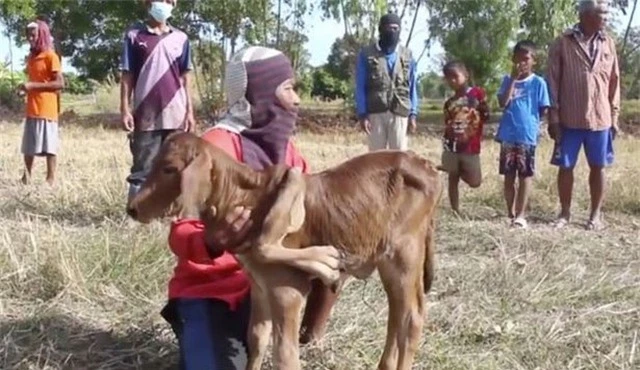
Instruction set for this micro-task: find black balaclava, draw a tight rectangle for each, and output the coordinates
[378,13,401,54]
[241,52,296,170]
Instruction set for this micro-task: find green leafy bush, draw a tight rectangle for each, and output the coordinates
[311,67,350,100]
[63,73,95,95]
[0,63,26,113]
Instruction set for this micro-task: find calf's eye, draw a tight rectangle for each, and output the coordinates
[163,166,178,174]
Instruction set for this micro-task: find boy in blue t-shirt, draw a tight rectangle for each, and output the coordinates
[496,40,551,228]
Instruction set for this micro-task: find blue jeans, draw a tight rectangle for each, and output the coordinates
[161,297,251,370]
[550,127,614,169]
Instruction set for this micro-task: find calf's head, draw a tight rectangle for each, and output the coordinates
[126,132,214,223]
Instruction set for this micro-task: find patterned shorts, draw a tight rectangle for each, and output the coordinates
[499,143,536,178]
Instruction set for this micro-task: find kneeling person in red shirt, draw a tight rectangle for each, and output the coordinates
[160,46,341,370]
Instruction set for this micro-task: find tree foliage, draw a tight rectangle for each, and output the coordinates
[0,61,26,111]
[311,66,350,100]
[0,0,145,80]
[424,0,520,99]
[619,26,640,98]
[1,0,638,108]
[519,0,575,50]
[0,1,306,96]
[419,72,447,100]
[424,0,637,102]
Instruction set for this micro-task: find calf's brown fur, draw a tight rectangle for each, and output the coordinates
[127,132,442,370]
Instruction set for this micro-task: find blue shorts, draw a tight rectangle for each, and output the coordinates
[161,297,251,370]
[550,128,614,169]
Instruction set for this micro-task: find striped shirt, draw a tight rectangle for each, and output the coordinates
[571,24,602,64]
[119,22,192,131]
[547,25,620,131]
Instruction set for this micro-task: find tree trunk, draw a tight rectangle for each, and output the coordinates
[52,28,64,116]
[7,31,14,87]
[230,36,237,55]
[405,0,421,46]
[399,0,411,19]
[219,36,227,93]
[416,39,431,64]
[192,39,205,113]
[621,0,638,58]
[340,0,351,36]
[276,0,282,47]
[263,0,269,44]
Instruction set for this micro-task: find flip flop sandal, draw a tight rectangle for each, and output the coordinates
[585,219,603,231]
[512,218,528,229]
[552,217,570,229]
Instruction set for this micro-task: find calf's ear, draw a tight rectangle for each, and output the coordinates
[178,150,211,219]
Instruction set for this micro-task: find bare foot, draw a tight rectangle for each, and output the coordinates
[586,215,603,231]
[451,208,462,219]
[46,177,55,186]
[21,173,30,185]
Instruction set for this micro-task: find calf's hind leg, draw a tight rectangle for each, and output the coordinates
[376,237,426,370]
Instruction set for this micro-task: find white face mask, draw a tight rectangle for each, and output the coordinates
[149,1,174,23]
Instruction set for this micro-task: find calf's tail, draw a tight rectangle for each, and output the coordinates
[423,216,436,293]
[423,172,443,294]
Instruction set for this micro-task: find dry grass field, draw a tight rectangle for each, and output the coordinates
[1,106,639,369]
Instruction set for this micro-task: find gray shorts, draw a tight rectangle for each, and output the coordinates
[21,118,59,156]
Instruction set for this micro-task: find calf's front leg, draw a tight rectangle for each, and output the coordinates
[245,284,272,370]
[264,266,311,370]
[252,168,343,287]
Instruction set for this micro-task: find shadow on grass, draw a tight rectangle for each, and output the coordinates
[0,313,177,370]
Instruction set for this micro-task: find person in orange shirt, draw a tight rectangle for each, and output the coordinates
[161,46,343,370]
[18,20,64,185]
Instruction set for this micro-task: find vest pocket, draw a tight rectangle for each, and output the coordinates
[389,91,411,117]
[366,57,384,89]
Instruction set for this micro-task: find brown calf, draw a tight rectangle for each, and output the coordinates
[127,132,442,370]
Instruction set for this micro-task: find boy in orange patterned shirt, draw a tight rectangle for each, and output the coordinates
[18,20,64,185]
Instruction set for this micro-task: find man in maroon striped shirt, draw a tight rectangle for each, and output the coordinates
[547,0,620,230]
[119,0,195,201]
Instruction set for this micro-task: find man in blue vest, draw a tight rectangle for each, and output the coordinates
[355,12,419,151]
